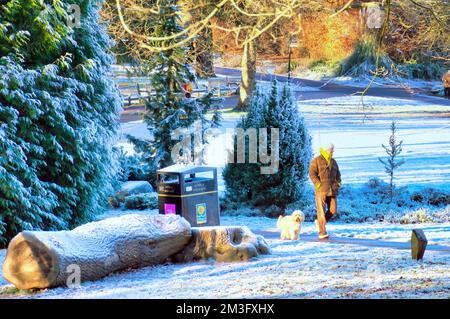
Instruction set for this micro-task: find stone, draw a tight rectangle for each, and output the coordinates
[411,229,427,260]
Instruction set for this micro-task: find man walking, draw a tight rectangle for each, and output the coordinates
[309,143,341,239]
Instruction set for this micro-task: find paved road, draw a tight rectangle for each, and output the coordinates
[255,230,450,254]
[120,96,240,123]
[120,67,449,123]
[215,67,450,106]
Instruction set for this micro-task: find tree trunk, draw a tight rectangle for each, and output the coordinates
[2,214,191,290]
[237,37,257,110]
[171,226,271,263]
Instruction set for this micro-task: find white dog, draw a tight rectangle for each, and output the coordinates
[276,210,305,240]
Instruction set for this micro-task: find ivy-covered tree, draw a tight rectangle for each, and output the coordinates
[223,81,312,214]
[128,0,221,186]
[0,0,121,245]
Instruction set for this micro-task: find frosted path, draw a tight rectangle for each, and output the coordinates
[118,95,450,191]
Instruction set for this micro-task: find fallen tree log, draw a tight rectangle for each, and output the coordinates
[172,226,271,263]
[2,214,191,290]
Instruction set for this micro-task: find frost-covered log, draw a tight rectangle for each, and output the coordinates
[2,214,191,290]
[172,226,271,263]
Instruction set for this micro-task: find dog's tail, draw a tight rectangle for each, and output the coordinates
[276,215,283,229]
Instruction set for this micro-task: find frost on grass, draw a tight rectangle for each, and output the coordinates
[3,238,448,299]
[1,213,449,298]
[221,178,450,226]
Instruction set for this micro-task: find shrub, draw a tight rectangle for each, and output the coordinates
[220,207,262,217]
[286,60,301,73]
[339,40,394,77]
[421,188,450,206]
[397,58,446,80]
[399,208,436,224]
[262,205,283,218]
[308,59,340,75]
[118,150,155,183]
[124,193,158,210]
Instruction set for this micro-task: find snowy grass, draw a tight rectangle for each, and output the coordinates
[256,80,320,92]
[221,215,450,246]
[326,75,443,93]
[294,68,444,97]
[298,95,450,113]
[119,85,450,190]
[221,178,450,227]
[1,237,448,299]
[1,211,449,299]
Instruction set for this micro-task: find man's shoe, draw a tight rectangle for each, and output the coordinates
[318,232,329,239]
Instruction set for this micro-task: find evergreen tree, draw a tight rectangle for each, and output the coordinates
[0,0,121,245]
[223,87,267,203]
[278,83,312,205]
[129,0,220,186]
[378,120,405,202]
[223,81,311,214]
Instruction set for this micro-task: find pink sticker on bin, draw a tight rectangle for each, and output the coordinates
[164,203,176,215]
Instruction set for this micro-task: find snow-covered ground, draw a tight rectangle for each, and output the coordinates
[13,244,450,298]
[1,214,449,299]
[256,80,321,92]
[322,75,443,94]
[297,96,450,189]
[90,210,450,247]
[119,93,450,192]
[221,216,450,246]
[1,71,444,299]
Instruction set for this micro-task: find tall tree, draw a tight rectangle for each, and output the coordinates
[109,0,326,110]
[127,0,221,185]
[223,81,312,213]
[0,0,121,245]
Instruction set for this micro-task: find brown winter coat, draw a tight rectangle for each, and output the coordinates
[309,155,342,196]
[443,71,450,88]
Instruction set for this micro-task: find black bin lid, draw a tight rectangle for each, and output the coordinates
[157,164,217,175]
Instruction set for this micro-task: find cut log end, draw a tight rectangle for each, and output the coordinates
[2,232,59,290]
[172,226,271,263]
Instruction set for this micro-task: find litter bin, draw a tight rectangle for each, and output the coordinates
[157,165,220,227]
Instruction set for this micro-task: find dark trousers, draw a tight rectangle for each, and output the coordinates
[315,192,337,234]
[445,87,450,99]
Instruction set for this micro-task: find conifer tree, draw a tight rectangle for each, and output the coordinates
[223,81,311,214]
[0,0,121,244]
[378,120,405,202]
[128,0,220,186]
[223,87,267,203]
